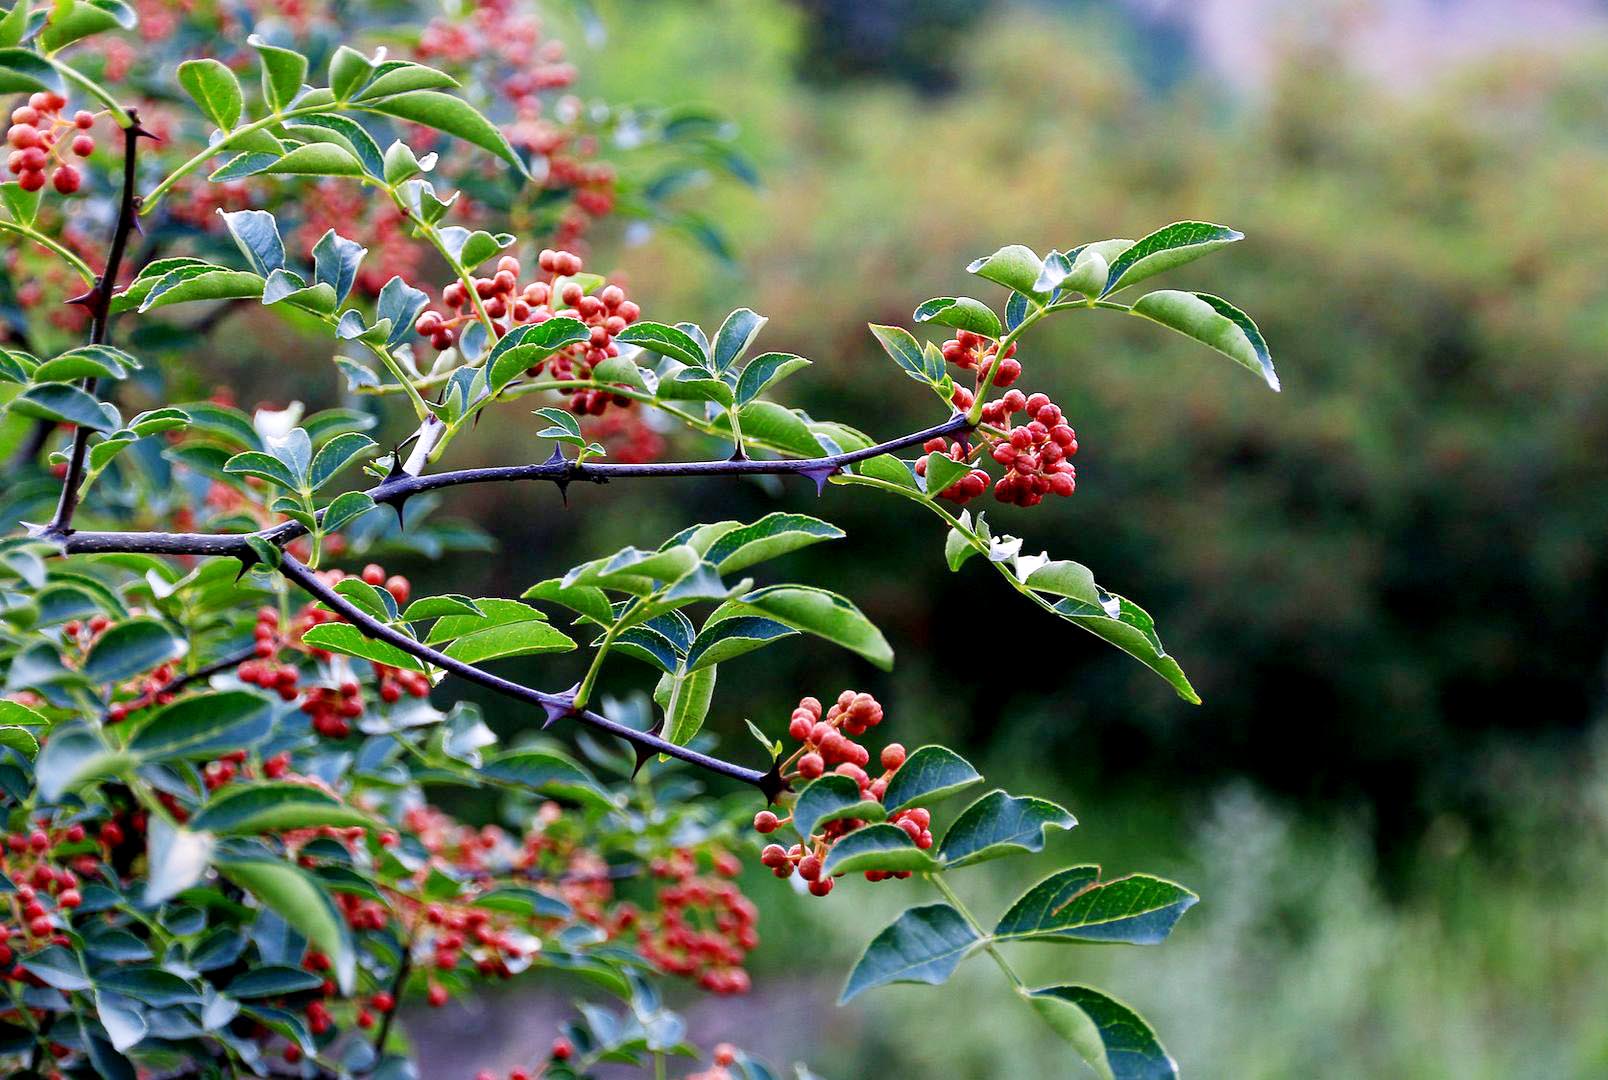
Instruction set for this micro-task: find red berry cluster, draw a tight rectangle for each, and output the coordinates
[5,94,95,194]
[414,249,643,416]
[752,692,932,895]
[915,387,1078,507]
[942,329,1021,387]
[61,617,180,724]
[0,821,91,960]
[630,849,757,994]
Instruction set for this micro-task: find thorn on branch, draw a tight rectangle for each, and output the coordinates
[799,465,838,496]
[630,714,668,778]
[759,760,792,805]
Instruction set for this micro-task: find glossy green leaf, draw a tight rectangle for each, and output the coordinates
[1129,290,1278,391]
[840,903,979,1003]
[301,622,427,673]
[912,296,1001,339]
[967,243,1047,299]
[308,432,376,490]
[869,323,945,385]
[486,317,590,394]
[359,90,525,173]
[1028,985,1178,1080]
[480,749,609,807]
[216,209,284,277]
[791,774,886,840]
[227,966,325,999]
[144,816,214,905]
[82,617,186,685]
[994,867,1197,945]
[937,790,1076,868]
[177,58,243,130]
[615,321,708,369]
[881,745,981,812]
[735,352,809,405]
[716,585,892,670]
[221,859,354,994]
[684,616,796,672]
[128,690,276,760]
[821,822,942,875]
[265,141,365,177]
[35,724,130,801]
[1100,220,1243,297]
[8,382,119,431]
[249,34,306,110]
[441,619,577,664]
[521,579,614,626]
[711,307,767,372]
[704,513,845,574]
[1047,591,1199,704]
[321,490,376,532]
[191,782,372,834]
[655,663,717,747]
[223,450,300,491]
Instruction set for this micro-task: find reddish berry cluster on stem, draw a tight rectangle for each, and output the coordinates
[5,94,95,195]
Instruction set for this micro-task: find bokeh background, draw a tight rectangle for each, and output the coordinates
[194,1,1608,1076]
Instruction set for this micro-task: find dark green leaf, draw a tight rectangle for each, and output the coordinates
[684,616,796,672]
[191,782,372,834]
[912,296,1001,339]
[220,859,354,994]
[715,585,891,670]
[1100,220,1243,296]
[8,382,118,431]
[822,822,942,875]
[703,512,844,574]
[711,308,766,372]
[614,321,708,369]
[359,90,525,173]
[840,903,979,1003]
[1129,290,1278,391]
[301,623,427,673]
[128,690,275,760]
[791,774,885,840]
[226,966,324,999]
[1028,985,1178,1080]
[937,790,1076,868]
[994,867,1197,945]
[881,745,981,812]
[83,617,186,685]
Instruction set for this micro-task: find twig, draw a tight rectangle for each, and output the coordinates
[44,110,148,538]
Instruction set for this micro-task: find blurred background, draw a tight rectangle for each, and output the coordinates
[197,0,1608,1075]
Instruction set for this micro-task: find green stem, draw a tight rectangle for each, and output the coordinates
[141,104,335,214]
[929,874,1025,992]
[0,220,96,283]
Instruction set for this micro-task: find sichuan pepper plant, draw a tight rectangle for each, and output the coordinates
[0,4,1279,1078]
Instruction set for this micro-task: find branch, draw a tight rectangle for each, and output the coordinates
[43,110,149,538]
[60,412,972,558]
[275,554,771,791]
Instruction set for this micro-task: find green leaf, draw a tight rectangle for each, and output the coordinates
[791,774,886,839]
[265,141,365,177]
[176,59,243,130]
[8,382,118,431]
[522,580,614,626]
[128,690,276,760]
[1028,985,1178,1080]
[308,432,376,490]
[869,324,944,385]
[0,179,37,225]
[1129,290,1278,391]
[822,822,942,875]
[881,745,981,812]
[913,296,1001,339]
[359,90,526,173]
[301,622,427,673]
[38,0,133,50]
[0,726,38,758]
[83,617,187,685]
[967,244,1047,299]
[684,616,796,672]
[734,351,810,405]
[486,317,590,394]
[95,967,200,1007]
[355,61,459,100]
[716,585,892,670]
[1100,220,1243,297]
[422,597,546,644]
[1047,590,1199,704]
[220,859,354,994]
[223,450,300,491]
[95,990,146,1053]
[711,307,767,372]
[321,490,376,532]
[191,783,372,834]
[35,724,130,801]
[32,344,140,382]
[0,3,28,48]
[994,867,1198,945]
[730,401,824,457]
[401,595,483,622]
[139,268,265,312]
[703,512,845,574]
[614,321,709,369]
[936,790,1076,868]
[227,966,325,999]
[840,903,979,1003]
[1023,560,1101,605]
[564,545,700,595]
[655,663,717,747]
[21,945,92,991]
[249,34,307,110]
[0,46,61,95]
[327,45,374,99]
[216,209,284,277]
[922,451,970,497]
[441,619,576,664]
[480,749,609,807]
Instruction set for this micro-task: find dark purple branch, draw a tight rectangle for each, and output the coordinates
[44,112,146,538]
[60,412,971,558]
[276,554,770,790]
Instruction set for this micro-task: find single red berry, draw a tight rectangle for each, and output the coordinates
[70,134,93,157]
[52,166,80,194]
[753,810,779,833]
